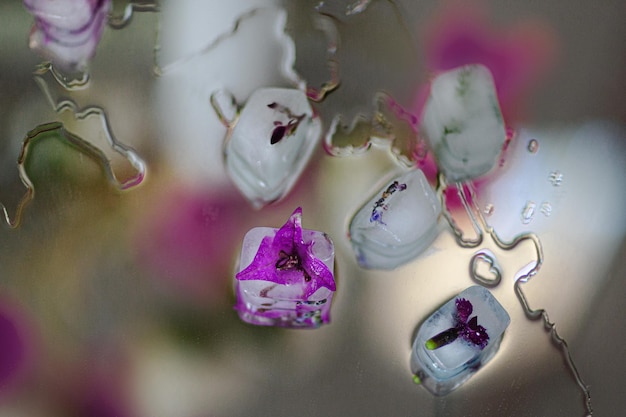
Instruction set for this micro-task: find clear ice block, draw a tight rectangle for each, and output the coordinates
[411,286,510,395]
[224,88,322,208]
[420,64,506,182]
[348,169,441,270]
[234,208,335,328]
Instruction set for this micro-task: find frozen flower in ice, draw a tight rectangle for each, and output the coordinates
[236,207,335,299]
[24,0,111,71]
[425,298,489,350]
[454,297,473,323]
[234,207,336,328]
[369,180,407,225]
[267,102,306,145]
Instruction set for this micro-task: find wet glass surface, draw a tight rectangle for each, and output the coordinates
[1,1,625,416]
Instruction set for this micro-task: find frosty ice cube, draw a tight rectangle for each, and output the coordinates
[420,64,506,182]
[224,88,322,208]
[234,208,336,328]
[411,286,510,396]
[348,169,441,270]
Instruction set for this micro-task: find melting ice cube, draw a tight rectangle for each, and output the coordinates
[421,64,506,182]
[348,169,441,270]
[411,286,510,396]
[224,88,321,208]
[234,208,335,328]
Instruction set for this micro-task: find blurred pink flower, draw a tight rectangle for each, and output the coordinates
[0,297,35,397]
[134,187,256,306]
[417,2,558,123]
[24,0,111,70]
[72,370,135,417]
[47,353,136,417]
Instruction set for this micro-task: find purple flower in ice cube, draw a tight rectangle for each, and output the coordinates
[454,297,473,323]
[236,207,335,298]
[23,0,111,71]
[425,297,489,350]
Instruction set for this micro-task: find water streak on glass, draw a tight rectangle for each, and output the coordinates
[464,183,592,417]
[324,92,422,166]
[108,0,160,29]
[3,118,140,228]
[284,4,339,101]
[435,175,483,248]
[153,7,302,94]
[210,89,241,131]
[513,277,593,416]
[33,62,90,91]
[33,72,147,190]
[316,0,373,18]
[315,0,420,162]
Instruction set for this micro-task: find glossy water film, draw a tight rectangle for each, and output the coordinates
[312,0,420,162]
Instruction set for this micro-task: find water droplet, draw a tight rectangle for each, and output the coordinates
[527,139,539,154]
[548,170,563,186]
[346,0,372,15]
[540,202,552,217]
[521,201,536,224]
[483,203,494,216]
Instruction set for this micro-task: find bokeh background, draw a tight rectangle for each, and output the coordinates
[1,1,625,416]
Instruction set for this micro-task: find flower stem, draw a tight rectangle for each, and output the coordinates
[425,327,459,350]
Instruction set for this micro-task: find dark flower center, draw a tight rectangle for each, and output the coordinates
[275,250,311,282]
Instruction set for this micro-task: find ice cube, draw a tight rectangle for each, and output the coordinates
[348,169,441,270]
[234,208,335,328]
[411,286,510,396]
[224,88,322,208]
[420,64,506,182]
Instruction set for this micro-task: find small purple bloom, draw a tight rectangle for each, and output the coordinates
[267,102,306,145]
[425,298,489,350]
[236,207,335,298]
[23,0,111,70]
[459,316,489,350]
[369,181,408,224]
[455,298,473,323]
